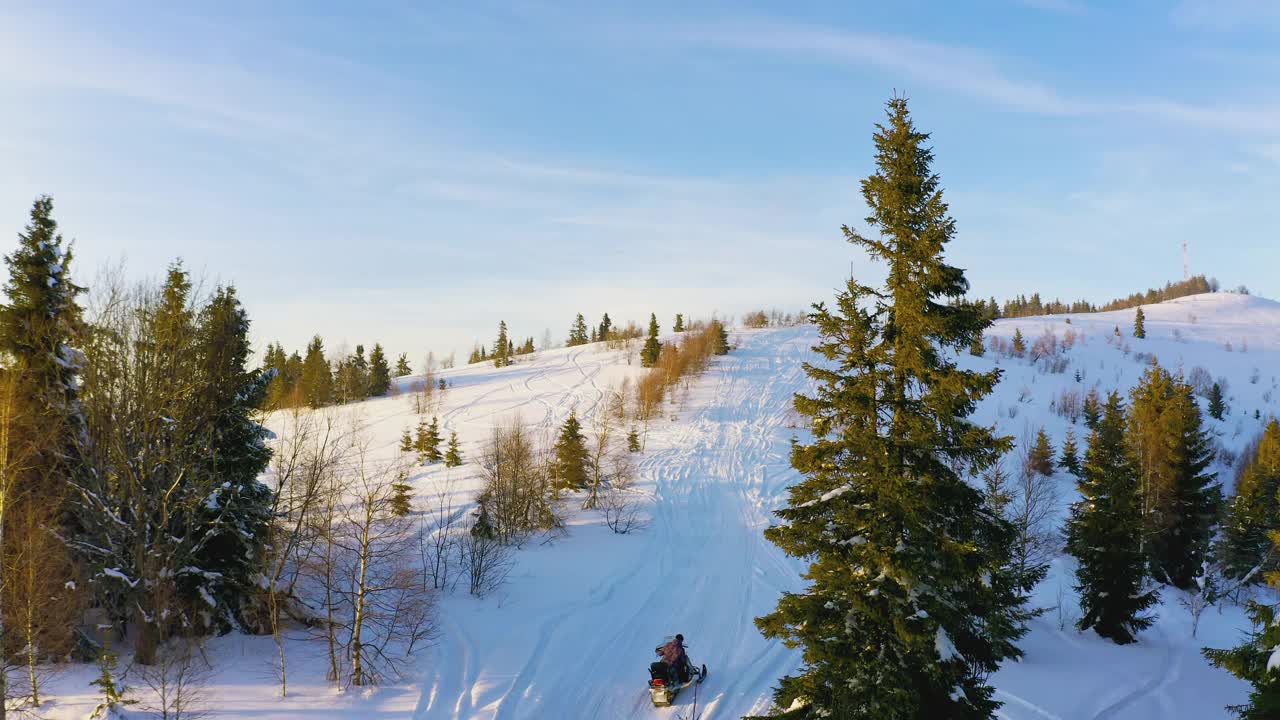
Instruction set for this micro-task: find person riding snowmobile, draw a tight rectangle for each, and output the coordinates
[655,634,690,683]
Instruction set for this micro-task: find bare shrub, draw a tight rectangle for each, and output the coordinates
[1041,356,1069,374]
[478,416,559,543]
[1188,366,1213,397]
[1053,388,1082,423]
[601,453,646,534]
[139,639,212,720]
[1007,451,1060,575]
[420,477,460,592]
[1029,329,1058,361]
[461,514,513,597]
[742,310,770,328]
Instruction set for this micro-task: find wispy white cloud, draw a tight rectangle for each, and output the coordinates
[665,19,1280,136]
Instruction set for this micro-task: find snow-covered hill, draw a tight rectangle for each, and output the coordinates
[31,293,1279,719]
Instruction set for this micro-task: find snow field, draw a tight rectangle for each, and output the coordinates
[26,292,1280,719]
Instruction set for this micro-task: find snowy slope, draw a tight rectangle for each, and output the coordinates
[27,293,1280,719]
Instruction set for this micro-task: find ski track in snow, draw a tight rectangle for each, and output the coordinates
[413,328,812,720]
[1089,625,1179,720]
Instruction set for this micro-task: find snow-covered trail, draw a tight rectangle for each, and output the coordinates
[414,328,812,720]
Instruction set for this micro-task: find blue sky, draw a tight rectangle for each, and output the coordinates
[1,1,1277,362]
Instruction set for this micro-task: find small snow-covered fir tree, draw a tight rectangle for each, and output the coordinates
[640,314,661,367]
[712,320,729,356]
[567,314,589,346]
[1011,328,1026,356]
[1083,388,1101,429]
[1133,307,1146,338]
[300,335,332,408]
[1026,428,1055,477]
[367,343,391,396]
[551,411,589,491]
[390,470,414,517]
[1208,382,1227,420]
[627,428,641,452]
[444,431,463,467]
[394,352,412,377]
[425,416,443,463]
[493,321,511,368]
[1059,429,1081,476]
[673,313,684,332]
[1065,392,1158,644]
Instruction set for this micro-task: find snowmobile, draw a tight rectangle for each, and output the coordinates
[647,654,707,707]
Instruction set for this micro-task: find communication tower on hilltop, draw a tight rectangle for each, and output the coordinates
[1182,240,1189,281]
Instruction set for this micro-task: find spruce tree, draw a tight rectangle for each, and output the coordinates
[300,335,332,408]
[598,313,612,342]
[414,416,429,464]
[1133,307,1146,338]
[1127,364,1221,588]
[674,313,684,332]
[444,431,463,467]
[390,470,413,517]
[567,314,589,346]
[425,416,443,462]
[1219,421,1280,581]
[713,320,730,355]
[1011,328,1025,356]
[0,195,87,503]
[1065,393,1157,644]
[754,98,1025,720]
[400,428,414,453]
[1027,428,1055,477]
[627,428,641,452]
[1059,429,1081,476]
[1083,389,1101,429]
[493,321,511,368]
[367,342,391,396]
[551,411,589,490]
[0,196,87,668]
[190,285,275,628]
[969,331,984,356]
[1204,523,1280,719]
[1208,382,1227,420]
[394,352,412,377]
[641,313,661,367]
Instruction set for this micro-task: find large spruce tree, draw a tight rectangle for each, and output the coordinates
[1065,393,1157,644]
[189,285,274,630]
[0,196,87,500]
[0,196,87,682]
[1127,363,1220,588]
[754,98,1025,719]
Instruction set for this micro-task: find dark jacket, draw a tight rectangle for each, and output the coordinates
[657,638,685,665]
